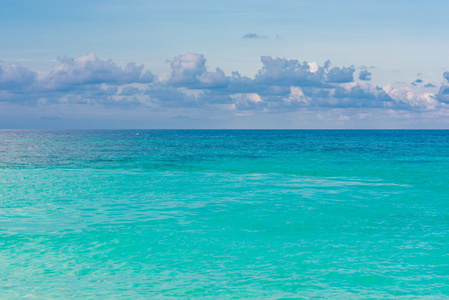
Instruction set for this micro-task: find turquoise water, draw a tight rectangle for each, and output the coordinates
[1,130,449,298]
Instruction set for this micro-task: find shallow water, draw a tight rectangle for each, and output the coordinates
[1,130,449,298]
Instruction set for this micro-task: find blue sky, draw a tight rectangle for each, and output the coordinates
[1,0,449,128]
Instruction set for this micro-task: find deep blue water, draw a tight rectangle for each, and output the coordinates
[1,130,449,298]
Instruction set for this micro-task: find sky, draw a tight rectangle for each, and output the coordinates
[1,0,449,129]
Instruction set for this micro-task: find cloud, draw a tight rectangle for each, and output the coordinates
[411,78,423,86]
[0,52,445,114]
[326,66,355,83]
[42,53,154,91]
[287,86,309,104]
[169,53,229,89]
[358,69,372,81]
[435,72,449,103]
[334,84,390,101]
[164,55,443,111]
[436,86,449,103]
[242,33,267,39]
[384,85,437,108]
[120,86,141,96]
[231,93,265,110]
[0,62,37,90]
[444,72,449,82]
[0,54,157,106]
[254,56,327,87]
[143,84,199,107]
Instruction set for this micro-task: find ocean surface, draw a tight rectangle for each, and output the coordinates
[1,130,449,298]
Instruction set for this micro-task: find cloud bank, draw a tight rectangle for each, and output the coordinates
[0,52,445,115]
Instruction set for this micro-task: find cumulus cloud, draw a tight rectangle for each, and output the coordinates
[254,56,327,87]
[383,85,437,109]
[231,93,265,110]
[436,86,449,103]
[0,62,37,90]
[358,69,372,81]
[326,66,355,83]
[435,72,449,103]
[333,84,391,103]
[169,53,229,89]
[164,55,443,111]
[0,52,445,113]
[42,53,154,90]
[0,54,157,106]
[287,86,309,104]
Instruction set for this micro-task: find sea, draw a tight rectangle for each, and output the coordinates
[1,130,449,298]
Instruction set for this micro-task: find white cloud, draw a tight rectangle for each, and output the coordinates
[43,53,154,90]
[0,62,37,90]
[287,86,308,104]
[0,52,446,115]
[254,56,326,87]
[308,62,319,73]
[169,53,228,88]
[383,85,437,109]
[231,93,264,110]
